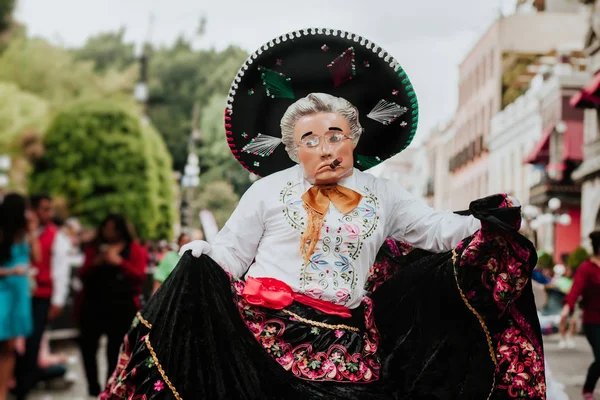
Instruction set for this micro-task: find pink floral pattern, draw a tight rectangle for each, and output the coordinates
[454,194,546,398]
[232,279,381,383]
[101,315,167,400]
[153,380,164,392]
[101,333,134,399]
[495,326,545,398]
[364,238,413,294]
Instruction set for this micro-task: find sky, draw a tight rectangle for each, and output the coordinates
[15,0,518,145]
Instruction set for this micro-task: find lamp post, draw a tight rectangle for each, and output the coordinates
[180,104,202,228]
[0,154,10,191]
[524,198,571,256]
[182,153,200,189]
[180,153,200,228]
[134,43,150,123]
[547,197,571,259]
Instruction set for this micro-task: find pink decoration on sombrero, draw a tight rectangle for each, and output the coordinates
[327,47,356,87]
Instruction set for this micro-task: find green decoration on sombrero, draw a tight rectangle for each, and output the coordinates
[356,155,383,169]
[224,28,419,177]
[259,67,295,99]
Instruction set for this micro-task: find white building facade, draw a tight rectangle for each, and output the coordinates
[489,78,545,204]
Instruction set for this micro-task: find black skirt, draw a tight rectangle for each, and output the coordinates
[100,195,545,400]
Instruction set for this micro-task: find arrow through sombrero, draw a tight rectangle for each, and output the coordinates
[224,28,419,177]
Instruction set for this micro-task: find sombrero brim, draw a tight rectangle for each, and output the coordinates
[225,28,419,177]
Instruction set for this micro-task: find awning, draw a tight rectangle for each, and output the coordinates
[524,124,553,164]
[570,72,600,108]
[562,120,584,162]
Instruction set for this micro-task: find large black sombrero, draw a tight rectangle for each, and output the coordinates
[224,28,419,177]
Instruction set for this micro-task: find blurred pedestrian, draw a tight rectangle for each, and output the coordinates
[76,213,146,397]
[14,194,71,400]
[0,194,40,400]
[533,263,552,285]
[155,240,169,263]
[555,265,577,349]
[562,231,600,399]
[152,233,191,295]
[63,218,82,248]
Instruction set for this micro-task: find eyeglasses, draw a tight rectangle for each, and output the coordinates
[298,131,351,149]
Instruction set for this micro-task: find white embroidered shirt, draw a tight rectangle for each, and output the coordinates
[207,165,480,309]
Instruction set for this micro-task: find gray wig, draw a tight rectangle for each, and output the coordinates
[280,93,363,163]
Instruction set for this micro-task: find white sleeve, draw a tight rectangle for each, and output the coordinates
[51,232,72,307]
[206,181,265,278]
[384,181,481,253]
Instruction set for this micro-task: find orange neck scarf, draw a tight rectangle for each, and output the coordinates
[300,185,362,262]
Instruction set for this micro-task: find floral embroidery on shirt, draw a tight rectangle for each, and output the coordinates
[280,182,380,305]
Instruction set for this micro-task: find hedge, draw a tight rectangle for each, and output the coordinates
[29,100,175,240]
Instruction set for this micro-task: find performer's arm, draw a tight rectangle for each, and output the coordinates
[181,180,265,279]
[208,227,260,278]
[385,182,480,252]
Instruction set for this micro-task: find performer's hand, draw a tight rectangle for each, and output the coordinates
[179,240,211,258]
[506,195,520,207]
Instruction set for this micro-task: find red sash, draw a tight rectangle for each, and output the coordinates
[241,276,352,318]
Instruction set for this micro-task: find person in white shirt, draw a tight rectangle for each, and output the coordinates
[101,29,545,400]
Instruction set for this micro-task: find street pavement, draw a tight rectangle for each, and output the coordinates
[545,334,594,399]
[22,334,596,400]
[27,338,107,400]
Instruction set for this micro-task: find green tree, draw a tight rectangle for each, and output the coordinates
[567,246,589,269]
[146,38,247,171]
[73,28,136,73]
[69,28,251,193]
[537,251,554,270]
[192,180,239,228]
[0,83,50,191]
[142,122,177,239]
[0,37,137,106]
[0,82,49,152]
[0,0,15,32]
[29,100,175,240]
[197,95,252,194]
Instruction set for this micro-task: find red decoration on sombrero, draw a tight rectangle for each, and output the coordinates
[327,47,356,87]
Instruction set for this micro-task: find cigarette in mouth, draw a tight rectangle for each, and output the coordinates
[329,157,342,169]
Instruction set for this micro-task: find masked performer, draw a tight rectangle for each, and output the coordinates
[101,28,545,400]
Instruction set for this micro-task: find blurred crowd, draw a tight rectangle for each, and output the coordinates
[0,192,195,400]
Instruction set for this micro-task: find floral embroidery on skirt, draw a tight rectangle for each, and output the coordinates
[232,279,381,382]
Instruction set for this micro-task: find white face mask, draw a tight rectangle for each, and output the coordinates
[293,113,356,185]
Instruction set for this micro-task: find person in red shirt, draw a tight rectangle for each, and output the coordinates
[13,194,71,400]
[562,230,600,399]
[76,213,146,397]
